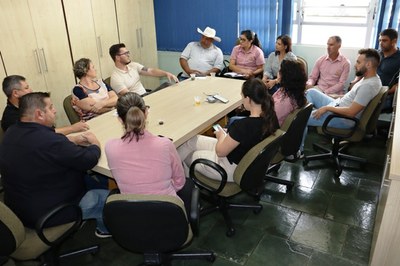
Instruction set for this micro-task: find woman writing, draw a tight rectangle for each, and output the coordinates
[263,35,297,94]
[229,30,265,79]
[72,58,118,121]
[105,92,186,197]
[178,79,279,182]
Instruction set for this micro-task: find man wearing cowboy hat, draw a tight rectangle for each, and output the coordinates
[179,26,224,79]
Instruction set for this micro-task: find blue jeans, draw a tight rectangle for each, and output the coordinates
[300,88,355,151]
[79,189,109,233]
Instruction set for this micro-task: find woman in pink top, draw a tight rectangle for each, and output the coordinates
[273,59,307,126]
[229,30,265,79]
[105,92,186,197]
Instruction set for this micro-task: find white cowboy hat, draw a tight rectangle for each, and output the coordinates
[197,27,221,42]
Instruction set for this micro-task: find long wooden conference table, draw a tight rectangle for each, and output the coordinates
[80,77,245,177]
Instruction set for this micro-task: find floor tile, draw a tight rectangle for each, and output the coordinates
[309,250,365,266]
[291,213,348,255]
[313,173,359,196]
[243,202,301,239]
[199,221,263,265]
[342,226,373,265]
[245,234,313,266]
[281,186,331,217]
[355,179,381,203]
[325,195,376,230]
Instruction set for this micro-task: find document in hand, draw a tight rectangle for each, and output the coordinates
[224,72,245,78]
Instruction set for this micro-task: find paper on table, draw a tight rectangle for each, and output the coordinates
[224,72,245,78]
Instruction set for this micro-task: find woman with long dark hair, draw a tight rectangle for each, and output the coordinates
[178,78,279,181]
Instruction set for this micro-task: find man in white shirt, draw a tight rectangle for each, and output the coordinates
[179,27,224,79]
[109,43,178,96]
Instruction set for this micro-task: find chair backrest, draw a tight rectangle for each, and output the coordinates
[63,95,80,124]
[233,129,285,192]
[103,194,191,253]
[351,86,388,141]
[0,201,25,257]
[297,56,308,77]
[279,103,313,156]
[103,77,111,87]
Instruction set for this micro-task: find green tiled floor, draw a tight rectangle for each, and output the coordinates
[2,131,386,266]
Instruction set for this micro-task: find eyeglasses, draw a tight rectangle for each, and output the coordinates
[118,51,130,56]
[239,38,247,42]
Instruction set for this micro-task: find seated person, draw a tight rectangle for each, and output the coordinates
[0,92,110,238]
[72,58,118,121]
[228,59,306,128]
[177,79,279,182]
[105,92,186,197]
[1,75,88,135]
[263,35,297,94]
[306,36,350,96]
[273,59,307,126]
[228,30,265,79]
[109,43,178,96]
[301,48,382,153]
[179,26,224,79]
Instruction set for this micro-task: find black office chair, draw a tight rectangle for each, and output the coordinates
[303,86,388,177]
[0,201,98,266]
[265,103,313,190]
[189,129,285,237]
[103,187,215,266]
[63,95,80,124]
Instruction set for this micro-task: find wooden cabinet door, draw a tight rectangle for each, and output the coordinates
[63,0,101,72]
[115,0,159,89]
[115,0,142,62]
[0,0,46,93]
[91,0,119,79]
[29,0,76,127]
[0,60,7,114]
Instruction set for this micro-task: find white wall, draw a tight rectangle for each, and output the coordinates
[158,44,360,89]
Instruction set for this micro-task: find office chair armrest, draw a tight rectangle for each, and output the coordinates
[189,158,228,195]
[189,186,200,236]
[35,203,82,246]
[322,114,359,139]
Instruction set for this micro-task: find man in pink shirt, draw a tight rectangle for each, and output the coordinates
[306,36,351,96]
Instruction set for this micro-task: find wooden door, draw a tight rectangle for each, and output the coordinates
[91,0,119,79]
[0,0,46,93]
[29,0,76,127]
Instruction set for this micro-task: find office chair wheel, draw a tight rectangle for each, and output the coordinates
[226,228,235,237]
[303,158,309,166]
[208,254,216,262]
[335,169,342,177]
[253,205,263,214]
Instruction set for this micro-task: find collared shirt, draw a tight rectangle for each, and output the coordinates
[110,62,147,95]
[377,48,400,88]
[1,100,19,132]
[180,42,224,77]
[307,53,351,95]
[230,45,265,71]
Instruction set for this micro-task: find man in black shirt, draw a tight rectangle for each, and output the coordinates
[0,92,110,237]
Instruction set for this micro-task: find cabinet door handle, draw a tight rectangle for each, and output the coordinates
[34,49,42,74]
[97,36,103,57]
[140,28,143,48]
[136,29,140,48]
[40,48,48,72]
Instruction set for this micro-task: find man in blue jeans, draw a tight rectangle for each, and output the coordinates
[301,48,382,153]
[0,92,110,238]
